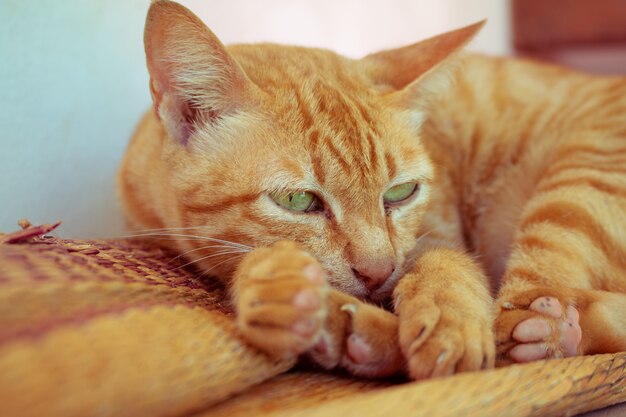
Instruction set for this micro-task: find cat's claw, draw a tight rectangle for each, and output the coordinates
[496,292,582,364]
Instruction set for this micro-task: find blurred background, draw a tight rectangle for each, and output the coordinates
[0,0,624,237]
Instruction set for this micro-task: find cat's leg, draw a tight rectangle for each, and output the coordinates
[391,170,496,380]
[234,241,404,377]
[394,247,495,379]
[495,162,626,364]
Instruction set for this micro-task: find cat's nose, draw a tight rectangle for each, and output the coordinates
[352,262,395,292]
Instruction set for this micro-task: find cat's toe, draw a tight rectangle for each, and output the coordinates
[406,333,462,380]
[405,322,490,380]
[560,305,582,356]
[509,342,549,362]
[529,296,562,318]
[512,317,552,342]
[339,302,404,377]
[397,298,441,357]
[346,334,372,364]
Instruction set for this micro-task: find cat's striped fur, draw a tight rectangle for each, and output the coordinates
[119,1,626,378]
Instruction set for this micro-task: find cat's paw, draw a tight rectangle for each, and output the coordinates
[235,241,328,359]
[396,291,495,380]
[307,299,404,378]
[495,288,582,365]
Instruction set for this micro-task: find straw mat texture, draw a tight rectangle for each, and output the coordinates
[0,225,625,417]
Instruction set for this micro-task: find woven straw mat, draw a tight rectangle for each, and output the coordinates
[0,230,625,417]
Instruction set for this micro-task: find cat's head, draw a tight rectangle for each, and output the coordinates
[126,0,482,301]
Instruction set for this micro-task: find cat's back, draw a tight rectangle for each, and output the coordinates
[438,53,626,136]
[424,53,626,278]
[422,52,626,178]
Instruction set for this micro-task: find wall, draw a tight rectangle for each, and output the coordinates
[0,0,150,237]
[0,0,510,238]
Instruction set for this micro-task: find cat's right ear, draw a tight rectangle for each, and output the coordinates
[361,21,484,109]
[144,1,255,145]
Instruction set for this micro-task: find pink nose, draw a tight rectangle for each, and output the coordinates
[352,262,395,292]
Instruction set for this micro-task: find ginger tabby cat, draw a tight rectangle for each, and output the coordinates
[118,0,626,379]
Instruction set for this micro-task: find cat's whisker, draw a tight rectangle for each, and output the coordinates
[178,253,247,281]
[166,244,248,265]
[119,232,252,251]
[415,230,434,245]
[171,250,248,272]
[404,229,436,266]
[128,225,213,234]
[200,254,246,275]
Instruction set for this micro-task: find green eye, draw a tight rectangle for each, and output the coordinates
[383,182,418,204]
[270,191,320,212]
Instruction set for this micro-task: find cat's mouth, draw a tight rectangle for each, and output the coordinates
[366,265,405,304]
[368,279,399,304]
[327,267,401,304]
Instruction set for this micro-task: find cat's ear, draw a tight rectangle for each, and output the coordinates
[362,21,485,105]
[144,0,255,145]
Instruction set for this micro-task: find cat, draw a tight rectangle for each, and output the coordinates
[118,0,626,379]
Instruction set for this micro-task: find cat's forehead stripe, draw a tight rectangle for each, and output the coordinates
[385,152,397,179]
[294,80,385,184]
[292,84,315,131]
[181,192,259,215]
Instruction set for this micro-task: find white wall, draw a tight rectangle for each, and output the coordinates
[0,0,510,238]
[0,0,150,238]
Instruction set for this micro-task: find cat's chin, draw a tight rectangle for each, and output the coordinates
[328,276,394,304]
[347,286,371,302]
[367,271,404,304]
[328,278,370,301]
[367,288,393,304]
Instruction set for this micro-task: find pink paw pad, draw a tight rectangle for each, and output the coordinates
[346,334,372,364]
[313,336,328,355]
[293,289,320,310]
[558,305,582,357]
[303,264,326,286]
[529,296,562,318]
[509,342,548,362]
[510,298,581,363]
[512,317,552,342]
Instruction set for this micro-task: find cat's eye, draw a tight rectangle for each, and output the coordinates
[383,182,418,204]
[270,191,321,212]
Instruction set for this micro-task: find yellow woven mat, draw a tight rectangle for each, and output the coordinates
[0,228,624,417]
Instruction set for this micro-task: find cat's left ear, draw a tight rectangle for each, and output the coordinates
[362,21,485,106]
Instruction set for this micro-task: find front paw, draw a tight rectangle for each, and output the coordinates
[235,241,328,359]
[307,295,404,378]
[396,291,495,380]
